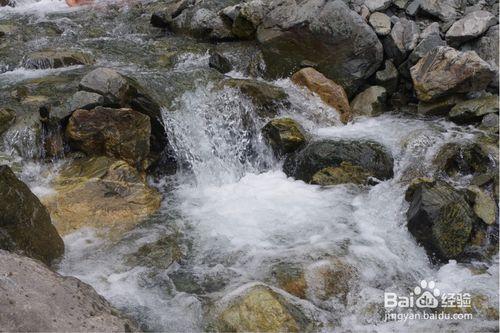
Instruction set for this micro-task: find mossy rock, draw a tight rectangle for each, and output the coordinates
[262,118,306,156]
[311,162,375,186]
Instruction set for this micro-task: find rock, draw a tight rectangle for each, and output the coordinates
[230,1,267,39]
[464,25,499,88]
[209,51,232,74]
[271,262,307,299]
[365,0,392,11]
[79,68,131,106]
[417,95,465,116]
[420,22,441,40]
[291,67,351,124]
[350,86,387,117]
[41,156,161,237]
[467,186,497,225]
[446,10,497,46]
[410,46,495,102]
[433,142,492,177]
[283,139,394,183]
[311,162,375,186]
[173,7,233,41]
[0,108,15,136]
[67,91,104,113]
[375,60,398,93]
[0,250,140,332]
[22,50,94,70]
[420,0,465,22]
[394,0,408,9]
[0,165,64,266]
[448,95,499,123]
[385,18,419,64]
[408,26,446,64]
[262,118,307,156]
[369,12,392,36]
[406,0,422,16]
[126,234,183,269]
[257,0,383,95]
[220,78,289,117]
[405,179,477,261]
[305,259,358,304]
[481,113,499,131]
[210,283,316,332]
[66,107,151,169]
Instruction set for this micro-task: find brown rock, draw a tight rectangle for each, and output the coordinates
[66,107,150,169]
[292,67,351,124]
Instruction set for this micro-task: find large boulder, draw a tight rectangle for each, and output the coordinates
[41,156,162,237]
[433,142,493,177]
[22,50,94,70]
[384,18,419,65]
[463,25,499,88]
[445,10,497,46]
[405,179,478,261]
[283,139,394,183]
[79,67,132,106]
[410,46,495,102]
[0,165,64,266]
[0,250,140,332]
[256,0,383,95]
[210,283,317,332]
[311,162,375,186]
[66,107,151,169]
[291,67,351,124]
[448,95,499,124]
[262,118,307,156]
[408,23,446,64]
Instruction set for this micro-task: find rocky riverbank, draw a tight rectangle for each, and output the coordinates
[0,0,498,331]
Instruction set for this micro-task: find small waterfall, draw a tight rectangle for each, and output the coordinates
[162,83,274,186]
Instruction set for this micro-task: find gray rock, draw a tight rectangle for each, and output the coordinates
[463,25,499,88]
[481,113,499,129]
[351,86,387,117]
[257,0,383,95]
[79,68,130,105]
[0,165,64,266]
[22,50,94,70]
[173,7,234,41]
[417,95,465,116]
[409,28,446,63]
[283,139,394,183]
[375,60,399,93]
[420,22,441,40]
[410,46,495,101]
[365,0,392,11]
[446,10,497,46]
[448,95,499,123]
[369,12,392,36]
[420,0,465,22]
[394,0,408,9]
[0,250,140,332]
[67,91,104,112]
[209,51,232,74]
[406,0,421,15]
[385,18,419,64]
[405,179,477,261]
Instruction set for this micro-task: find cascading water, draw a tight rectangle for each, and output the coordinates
[0,1,498,332]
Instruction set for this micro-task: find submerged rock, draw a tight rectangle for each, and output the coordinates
[0,165,64,266]
[350,86,387,118]
[23,50,94,70]
[448,95,499,124]
[220,78,289,117]
[291,67,351,124]
[209,51,232,74]
[66,107,151,169]
[126,234,183,270]
[284,139,394,184]
[410,46,495,102]
[42,156,161,237]
[0,108,15,136]
[405,179,478,261]
[433,142,493,177]
[210,283,317,332]
[256,0,383,95]
[0,250,140,332]
[262,118,307,156]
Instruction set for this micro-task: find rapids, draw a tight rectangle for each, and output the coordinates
[0,1,498,332]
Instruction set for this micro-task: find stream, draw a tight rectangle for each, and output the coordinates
[0,1,498,332]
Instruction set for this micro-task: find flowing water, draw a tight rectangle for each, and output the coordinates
[1,1,498,332]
